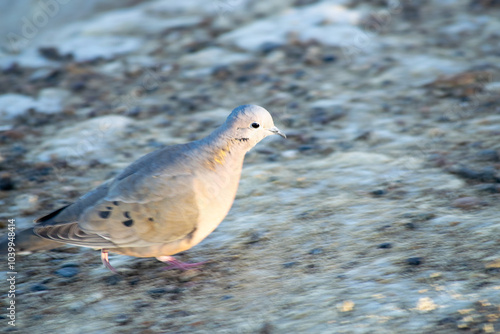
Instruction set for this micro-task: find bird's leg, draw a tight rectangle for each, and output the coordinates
[156,255,206,271]
[101,249,118,273]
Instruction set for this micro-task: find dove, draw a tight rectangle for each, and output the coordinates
[1,105,285,272]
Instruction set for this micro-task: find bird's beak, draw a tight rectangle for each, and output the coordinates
[268,126,286,139]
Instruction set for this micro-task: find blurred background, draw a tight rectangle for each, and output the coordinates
[0,0,499,333]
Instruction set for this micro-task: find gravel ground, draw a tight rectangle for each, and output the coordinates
[1,0,499,333]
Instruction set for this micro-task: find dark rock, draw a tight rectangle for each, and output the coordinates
[475,149,499,161]
[0,174,15,191]
[114,314,131,325]
[449,166,499,183]
[61,263,79,268]
[38,47,66,61]
[29,68,59,82]
[452,197,482,209]
[128,277,140,286]
[378,243,392,249]
[30,283,48,292]
[405,222,417,229]
[283,261,298,268]
[322,54,337,62]
[309,248,323,255]
[259,322,275,334]
[476,184,500,193]
[147,288,167,299]
[55,267,79,278]
[310,106,346,125]
[413,213,435,221]
[70,81,86,92]
[134,301,151,311]
[371,189,386,196]
[406,257,423,266]
[105,275,123,286]
[147,287,183,299]
[165,310,191,318]
[259,42,282,55]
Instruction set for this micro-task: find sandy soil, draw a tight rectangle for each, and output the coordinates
[0,0,499,333]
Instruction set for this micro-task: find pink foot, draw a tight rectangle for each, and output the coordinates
[156,256,206,271]
[101,249,118,273]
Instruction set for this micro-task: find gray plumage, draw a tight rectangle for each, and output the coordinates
[1,105,285,271]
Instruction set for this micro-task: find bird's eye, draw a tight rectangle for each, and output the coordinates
[251,122,260,129]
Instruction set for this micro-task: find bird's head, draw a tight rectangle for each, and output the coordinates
[225,105,286,148]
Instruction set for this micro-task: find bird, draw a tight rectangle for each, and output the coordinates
[1,105,286,272]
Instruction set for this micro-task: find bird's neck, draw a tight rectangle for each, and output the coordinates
[196,126,250,171]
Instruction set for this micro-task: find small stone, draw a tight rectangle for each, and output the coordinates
[178,269,201,282]
[449,166,498,182]
[15,194,40,215]
[70,81,86,92]
[378,243,392,249]
[114,314,131,325]
[147,286,182,299]
[283,261,298,268]
[452,197,482,209]
[220,295,233,300]
[309,248,323,255]
[147,288,167,299]
[105,275,123,286]
[476,149,499,162]
[55,267,79,278]
[29,68,59,82]
[371,189,386,196]
[0,173,15,191]
[165,310,191,318]
[30,283,48,292]
[476,184,500,193]
[407,257,423,266]
[322,54,337,62]
[416,297,437,312]
[338,300,355,312]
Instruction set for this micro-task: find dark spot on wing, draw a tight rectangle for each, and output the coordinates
[185,227,197,241]
[123,219,134,227]
[124,211,131,219]
[99,211,111,219]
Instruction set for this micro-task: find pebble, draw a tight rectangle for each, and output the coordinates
[309,248,323,255]
[452,197,482,209]
[378,243,392,249]
[55,266,79,278]
[406,257,423,266]
[114,314,132,325]
[147,286,183,299]
[283,261,298,268]
[178,269,202,282]
[29,68,60,82]
[371,189,386,196]
[30,283,48,292]
[14,194,40,215]
[475,149,499,162]
[449,166,498,183]
[0,173,15,191]
[147,288,168,299]
[104,275,123,286]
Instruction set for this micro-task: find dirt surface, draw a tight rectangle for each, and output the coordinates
[1,0,499,333]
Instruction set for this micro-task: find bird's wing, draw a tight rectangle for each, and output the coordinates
[35,144,203,249]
